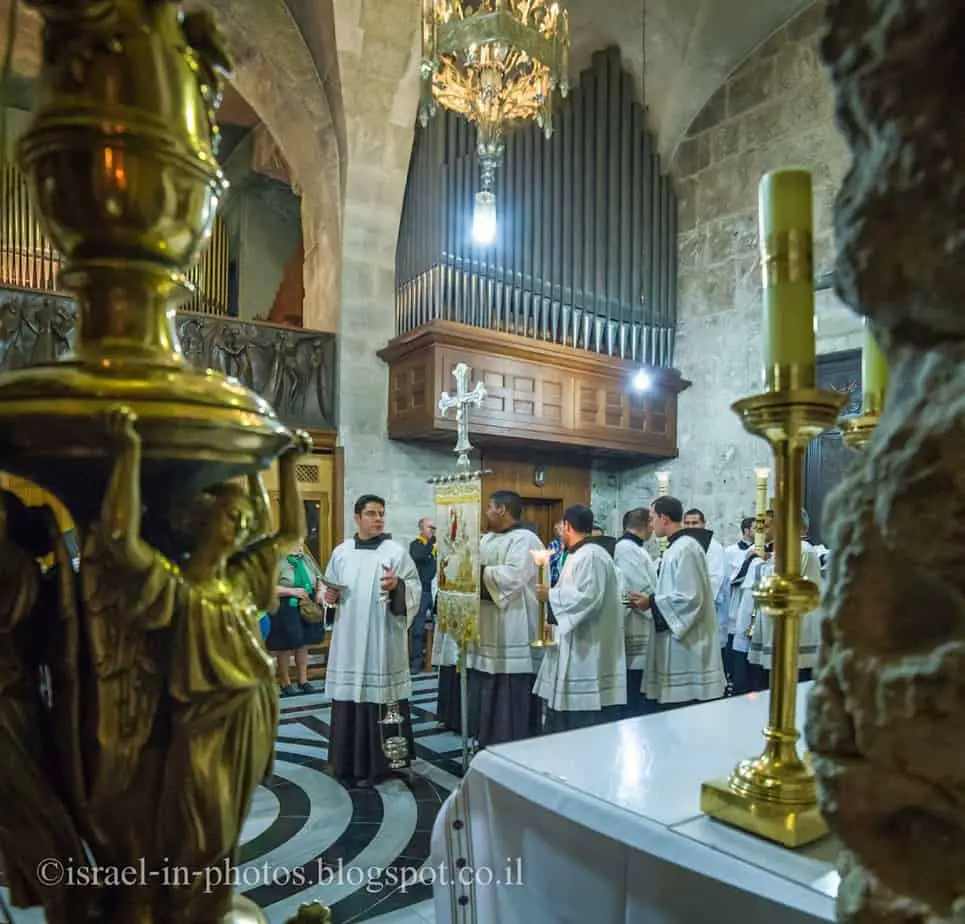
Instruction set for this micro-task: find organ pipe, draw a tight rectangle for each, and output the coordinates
[395,46,679,367]
[2,160,231,316]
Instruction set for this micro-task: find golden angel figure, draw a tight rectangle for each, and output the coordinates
[0,490,89,924]
[82,406,309,922]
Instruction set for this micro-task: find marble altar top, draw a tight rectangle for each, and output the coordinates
[473,683,838,921]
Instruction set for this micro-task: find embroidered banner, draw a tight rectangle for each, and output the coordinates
[434,477,482,650]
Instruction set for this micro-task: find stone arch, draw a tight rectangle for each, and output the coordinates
[192,0,344,333]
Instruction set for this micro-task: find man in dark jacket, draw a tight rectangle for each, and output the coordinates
[408,517,437,672]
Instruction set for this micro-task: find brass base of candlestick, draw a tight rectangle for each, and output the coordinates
[700,387,844,849]
[530,638,558,649]
[840,412,880,450]
[700,773,828,848]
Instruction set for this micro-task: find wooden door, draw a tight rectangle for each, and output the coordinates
[261,450,335,681]
[804,350,862,545]
[261,450,335,570]
[520,499,562,547]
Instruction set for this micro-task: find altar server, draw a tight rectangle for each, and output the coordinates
[742,509,824,683]
[534,504,627,732]
[323,494,421,787]
[720,517,755,688]
[468,490,544,747]
[641,496,726,710]
[614,507,657,718]
[683,508,728,637]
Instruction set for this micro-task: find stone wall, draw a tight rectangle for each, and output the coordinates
[333,0,453,544]
[592,0,860,545]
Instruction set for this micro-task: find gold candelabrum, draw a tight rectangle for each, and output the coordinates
[530,548,557,648]
[841,317,888,450]
[655,471,670,558]
[700,170,846,848]
[0,3,315,923]
[419,0,570,241]
[744,466,770,640]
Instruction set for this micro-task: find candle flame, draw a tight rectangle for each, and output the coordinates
[754,467,771,480]
[530,548,552,567]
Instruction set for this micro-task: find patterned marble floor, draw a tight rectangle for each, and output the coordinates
[0,671,462,924]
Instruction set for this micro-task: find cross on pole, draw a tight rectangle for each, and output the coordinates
[438,362,487,470]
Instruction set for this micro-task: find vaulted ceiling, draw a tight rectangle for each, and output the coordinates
[565,0,814,161]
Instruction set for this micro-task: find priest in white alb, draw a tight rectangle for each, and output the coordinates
[743,507,823,683]
[468,490,544,747]
[534,504,626,732]
[322,494,421,787]
[635,495,726,711]
[614,507,657,718]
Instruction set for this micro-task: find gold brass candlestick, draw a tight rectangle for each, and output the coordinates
[744,466,770,640]
[0,3,313,924]
[530,548,557,648]
[2,0,289,521]
[702,168,846,847]
[841,318,887,450]
[655,470,670,558]
[701,389,845,846]
[753,466,769,557]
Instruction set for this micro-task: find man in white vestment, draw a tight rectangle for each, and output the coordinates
[534,504,627,733]
[323,494,422,787]
[730,510,774,694]
[683,508,727,635]
[614,507,657,718]
[468,490,544,748]
[720,516,755,692]
[743,508,823,684]
[639,496,726,711]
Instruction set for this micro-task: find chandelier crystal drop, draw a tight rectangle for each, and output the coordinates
[420,0,570,244]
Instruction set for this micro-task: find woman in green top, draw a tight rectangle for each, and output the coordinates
[265,543,326,696]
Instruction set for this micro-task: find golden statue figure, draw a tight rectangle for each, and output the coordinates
[0,0,333,920]
[0,491,89,924]
[73,406,309,922]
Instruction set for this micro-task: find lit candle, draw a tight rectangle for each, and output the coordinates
[759,170,816,392]
[862,317,889,415]
[754,467,770,558]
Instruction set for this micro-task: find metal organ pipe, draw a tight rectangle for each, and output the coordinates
[393,46,680,368]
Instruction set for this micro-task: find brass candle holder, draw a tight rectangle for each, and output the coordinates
[701,387,845,846]
[841,318,887,450]
[530,548,557,648]
[744,466,770,640]
[655,470,670,558]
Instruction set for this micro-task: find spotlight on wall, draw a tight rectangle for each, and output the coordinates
[632,369,652,392]
[472,190,497,245]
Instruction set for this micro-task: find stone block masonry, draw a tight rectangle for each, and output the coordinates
[592,0,863,545]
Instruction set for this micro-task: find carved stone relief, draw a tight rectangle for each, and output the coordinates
[0,288,336,430]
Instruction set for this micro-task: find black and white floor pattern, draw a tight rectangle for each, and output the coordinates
[0,672,462,924]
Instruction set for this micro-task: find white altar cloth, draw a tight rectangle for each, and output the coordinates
[430,684,839,923]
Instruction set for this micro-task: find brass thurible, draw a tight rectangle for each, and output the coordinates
[700,170,846,848]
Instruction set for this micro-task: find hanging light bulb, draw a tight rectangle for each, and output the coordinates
[472,189,496,246]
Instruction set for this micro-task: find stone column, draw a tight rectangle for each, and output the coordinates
[805,2,965,921]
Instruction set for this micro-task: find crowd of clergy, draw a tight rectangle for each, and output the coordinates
[305,489,829,788]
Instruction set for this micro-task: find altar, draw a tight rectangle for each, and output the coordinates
[429,684,839,923]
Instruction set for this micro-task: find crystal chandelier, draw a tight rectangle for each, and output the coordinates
[420,0,570,244]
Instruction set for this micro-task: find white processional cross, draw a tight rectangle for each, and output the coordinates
[438,362,487,470]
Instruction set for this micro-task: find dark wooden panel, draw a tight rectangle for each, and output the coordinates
[804,349,861,545]
[378,321,689,462]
